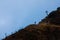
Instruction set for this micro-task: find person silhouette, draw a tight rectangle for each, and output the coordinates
[34,21,36,24]
[45,10,48,16]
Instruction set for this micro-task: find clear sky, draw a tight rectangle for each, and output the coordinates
[0,0,60,40]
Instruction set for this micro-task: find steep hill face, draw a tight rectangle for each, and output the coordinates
[3,7,60,40]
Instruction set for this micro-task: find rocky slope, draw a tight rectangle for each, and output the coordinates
[3,7,60,40]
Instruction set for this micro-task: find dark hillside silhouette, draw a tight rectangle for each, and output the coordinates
[47,7,60,25]
[3,7,60,40]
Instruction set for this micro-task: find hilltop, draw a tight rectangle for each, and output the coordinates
[3,7,60,40]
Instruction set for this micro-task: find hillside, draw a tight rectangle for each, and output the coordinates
[3,7,60,40]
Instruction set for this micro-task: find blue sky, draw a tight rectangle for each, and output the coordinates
[0,0,60,40]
